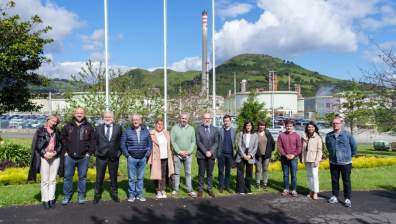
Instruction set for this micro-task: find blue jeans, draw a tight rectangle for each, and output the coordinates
[127,156,146,198]
[281,156,298,191]
[217,153,233,189]
[63,155,89,199]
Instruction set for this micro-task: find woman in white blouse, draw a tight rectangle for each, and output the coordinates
[149,118,175,199]
[235,121,258,194]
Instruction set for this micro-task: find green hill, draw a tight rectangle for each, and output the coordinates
[38,54,357,97]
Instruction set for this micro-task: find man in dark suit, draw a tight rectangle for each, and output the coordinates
[196,112,219,198]
[94,111,122,203]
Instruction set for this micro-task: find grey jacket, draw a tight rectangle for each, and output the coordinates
[235,132,258,163]
[196,124,219,160]
[217,127,236,158]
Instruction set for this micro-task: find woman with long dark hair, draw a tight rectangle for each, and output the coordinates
[302,121,323,199]
[235,120,258,194]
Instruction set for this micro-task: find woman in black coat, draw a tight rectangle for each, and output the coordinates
[28,115,62,209]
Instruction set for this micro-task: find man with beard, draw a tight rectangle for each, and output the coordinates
[61,107,96,205]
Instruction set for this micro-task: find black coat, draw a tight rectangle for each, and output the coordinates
[256,129,276,160]
[27,127,63,182]
[61,118,95,159]
[95,123,122,159]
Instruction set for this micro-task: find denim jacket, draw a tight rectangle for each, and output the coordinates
[325,129,357,165]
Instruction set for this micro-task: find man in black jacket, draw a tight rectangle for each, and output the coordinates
[94,111,122,204]
[61,107,95,205]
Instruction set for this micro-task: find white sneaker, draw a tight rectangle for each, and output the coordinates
[188,191,197,198]
[171,190,178,196]
[127,196,135,202]
[161,191,167,198]
[328,196,339,204]
[344,199,352,208]
[136,196,146,202]
[155,191,162,199]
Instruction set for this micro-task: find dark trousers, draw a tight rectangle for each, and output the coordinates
[218,153,233,189]
[95,156,119,196]
[236,160,253,193]
[330,163,352,199]
[155,159,168,192]
[197,158,215,192]
[280,156,298,191]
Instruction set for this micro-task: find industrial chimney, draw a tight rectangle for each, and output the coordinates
[201,10,208,97]
[241,80,247,93]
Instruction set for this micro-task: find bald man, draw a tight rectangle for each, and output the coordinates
[325,117,357,208]
[61,107,95,205]
[93,111,122,204]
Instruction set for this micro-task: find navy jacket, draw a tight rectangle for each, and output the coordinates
[121,125,152,159]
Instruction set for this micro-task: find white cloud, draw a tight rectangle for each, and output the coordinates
[218,1,253,19]
[215,0,396,61]
[360,3,396,30]
[81,29,105,60]
[170,56,202,72]
[363,40,396,64]
[38,60,132,80]
[2,0,83,52]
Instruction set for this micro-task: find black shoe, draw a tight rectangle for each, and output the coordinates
[255,183,260,189]
[111,193,120,203]
[93,194,101,204]
[263,184,268,191]
[49,200,56,208]
[43,201,50,209]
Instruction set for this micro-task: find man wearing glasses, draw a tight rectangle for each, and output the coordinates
[325,117,357,208]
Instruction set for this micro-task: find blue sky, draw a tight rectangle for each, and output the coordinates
[4,0,396,81]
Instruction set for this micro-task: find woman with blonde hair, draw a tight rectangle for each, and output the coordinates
[148,118,175,198]
[28,115,62,209]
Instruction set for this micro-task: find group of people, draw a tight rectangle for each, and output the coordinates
[28,107,357,209]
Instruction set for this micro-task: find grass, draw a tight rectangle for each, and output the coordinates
[0,138,395,207]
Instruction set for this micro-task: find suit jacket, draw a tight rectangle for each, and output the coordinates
[217,126,236,158]
[235,132,258,163]
[95,123,122,159]
[196,124,219,160]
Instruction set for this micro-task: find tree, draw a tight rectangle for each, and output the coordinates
[336,82,374,136]
[236,92,270,131]
[363,46,396,132]
[65,60,163,125]
[0,1,52,114]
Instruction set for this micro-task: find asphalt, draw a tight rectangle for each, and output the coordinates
[0,191,395,224]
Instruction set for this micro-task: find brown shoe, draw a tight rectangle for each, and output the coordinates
[197,191,203,198]
[208,191,216,198]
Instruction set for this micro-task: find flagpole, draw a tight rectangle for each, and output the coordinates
[163,0,168,129]
[104,0,110,111]
[212,0,216,120]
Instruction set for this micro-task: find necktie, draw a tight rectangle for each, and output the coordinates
[105,124,111,141]
[205,127,210,137]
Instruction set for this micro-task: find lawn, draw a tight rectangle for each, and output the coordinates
[0,139,395,207]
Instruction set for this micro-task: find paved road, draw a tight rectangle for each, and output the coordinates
[0,191,395,224]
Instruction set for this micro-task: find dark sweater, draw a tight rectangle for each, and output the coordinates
[223,129,233,154]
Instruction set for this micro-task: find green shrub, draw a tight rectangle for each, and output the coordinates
[0,143,31,167]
